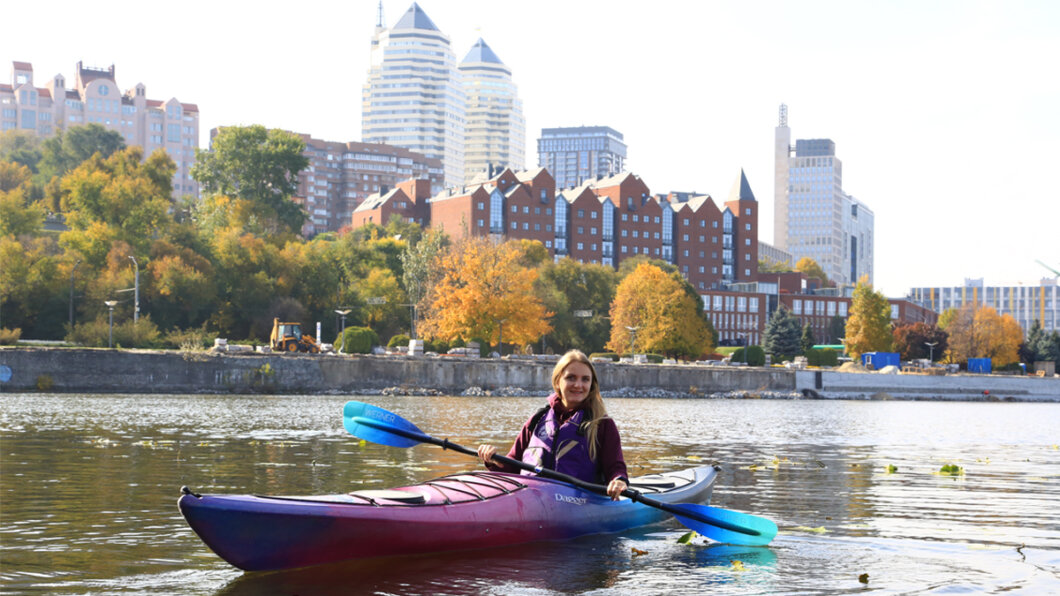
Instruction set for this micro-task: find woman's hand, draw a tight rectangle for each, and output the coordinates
[477,444,497,466]
[606,477,627,501]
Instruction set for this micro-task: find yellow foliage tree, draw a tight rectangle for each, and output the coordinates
[607,263,713,359]
[796,257,829,285]
[844,275,893,359]
[419,236,552,348]
[944,303,1023,366]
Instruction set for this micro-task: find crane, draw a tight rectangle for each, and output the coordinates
[1036,260,1060,279]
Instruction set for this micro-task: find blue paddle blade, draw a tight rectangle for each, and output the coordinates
[342,401,427,448]
[670,503,778,546]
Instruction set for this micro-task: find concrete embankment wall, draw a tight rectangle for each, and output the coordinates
[795,369,1060,400]
[0,348,793,395]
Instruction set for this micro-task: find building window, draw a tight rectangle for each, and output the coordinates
[713,295,723,311]
[477,202,485,210]
[827,302,837,316]
[738,297,747,312]
[511,222,518,230]
[577,209,585,218]
[749,297,759,312]
[591,211,598,219]
[793,300,802,315]
[511,205,518,213]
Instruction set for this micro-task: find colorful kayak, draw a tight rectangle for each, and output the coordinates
[178,465,718,571]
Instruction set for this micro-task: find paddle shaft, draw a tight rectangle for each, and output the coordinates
[353,417,758,536]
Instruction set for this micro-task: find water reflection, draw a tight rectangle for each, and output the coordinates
[1,394,1058,594]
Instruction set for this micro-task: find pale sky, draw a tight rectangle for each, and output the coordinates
[4,0,1058,297]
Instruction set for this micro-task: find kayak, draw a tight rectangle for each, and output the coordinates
[178,465,718,571]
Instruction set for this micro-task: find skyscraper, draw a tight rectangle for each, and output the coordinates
[362,3,465,187]
[774,105,873,285]
[459,38,525,183]
[537,126,627,190]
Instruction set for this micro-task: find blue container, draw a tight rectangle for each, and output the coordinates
[967,358,992,374]
[861,352,900,370]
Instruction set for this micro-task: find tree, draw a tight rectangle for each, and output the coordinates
[607,263,713,359]
[796,257,829,286]
[401,229,448,338]
[536,258,617,354]
[191,125,309,235]
[419,236,552,350]
[845,276,893,358]
[38,124,126,185]
[892,322,948,361]
[0,162,45,236]
[801,324,816,354]
[763,305,802,360]
[758,258,793,274]
[827,314,846,344]
[0,130,43,173]
[943,303,1023,366]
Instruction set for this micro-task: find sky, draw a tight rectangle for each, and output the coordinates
[4,0,1058,297]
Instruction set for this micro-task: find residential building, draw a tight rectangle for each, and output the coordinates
[362,3,465,188]
[774,104,873,285]
[459,38,525,183]
[1,60,199,198]
[908,278,1060,336]
[286,131,442,236]
[537,126,626,190]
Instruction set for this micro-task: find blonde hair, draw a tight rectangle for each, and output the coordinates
[551,350,609,461]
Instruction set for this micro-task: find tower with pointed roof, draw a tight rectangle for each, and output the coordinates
[362,3,466,187]
[459,38,525,184]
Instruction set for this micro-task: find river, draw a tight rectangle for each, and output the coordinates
[1,393,1058,594]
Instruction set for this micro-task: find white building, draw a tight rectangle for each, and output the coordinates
[459,38,525,184]
[908,278,1059,335]
[362,3,466,188]
[537,126,627,191]
[774,104,873,285]
[1,61,199,198]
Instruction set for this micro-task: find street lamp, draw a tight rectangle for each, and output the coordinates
[335,309,351,353]
[625,326,640,361]
[925,341,938,363]
[69,259,81,329]
[104,300,118,348]
[128,256,139,324]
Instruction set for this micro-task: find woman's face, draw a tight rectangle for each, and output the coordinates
[557,361,593,408]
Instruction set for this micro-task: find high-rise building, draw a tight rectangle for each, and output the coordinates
[286,132,442,237]
[774,104,873,285]
[1,61,199,198]
[537,126,627,190]
[908,278,1059,335]
[459,38,525,183]
[362,3,466,188]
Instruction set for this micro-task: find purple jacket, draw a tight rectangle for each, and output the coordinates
[485,393,627,484]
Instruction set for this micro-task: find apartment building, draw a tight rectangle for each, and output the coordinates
[288,132,442,236]
[537,126,627,190]
[908,278,1059,335]
[459,38,525,183]
[1,61,199,198]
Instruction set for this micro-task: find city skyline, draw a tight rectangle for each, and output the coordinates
[4,0,1057,297]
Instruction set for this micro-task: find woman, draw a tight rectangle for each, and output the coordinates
[478,350,628,500]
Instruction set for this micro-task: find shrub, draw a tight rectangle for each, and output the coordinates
[338,326,379,354]
[731,346,766,366]
[36,374,54,391]
[164,325,214,350]
[645,353,664,364]
[589,352,619,361]
[425,338,450,354]
[0,327,22,345]
[388,334,411,348]
[806,348,839,367]
[65,315,164,349]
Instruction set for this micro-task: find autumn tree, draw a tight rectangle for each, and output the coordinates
[419,236,551,351]
[192,125,309,236]
[38,124,126,184]
[892,322,948,361]
[796,257,829,286]
[845,276,893,358]
[0,161,45,236]
[0,130,43,173]
[943,304,1023,367]
[607,263,713,359]
[763,305,802,359]
[758,258,793,274]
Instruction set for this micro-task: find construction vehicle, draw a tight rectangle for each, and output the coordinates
[270,318,320,353]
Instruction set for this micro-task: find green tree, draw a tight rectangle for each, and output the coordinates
[191,125,309,235]
[763,305,802,360]
[38,124,126,185]
[0,235,66,338]
[536,258,617,354]
[0,130,43,173]
[845,276,893,358]
[827,314,846,344]
[801,323,816,354]
[401,229,448,338]
[0,163,45,236]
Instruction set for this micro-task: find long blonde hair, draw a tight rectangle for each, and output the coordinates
[551,350,609,461]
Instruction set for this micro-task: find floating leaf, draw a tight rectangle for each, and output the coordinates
[938,464,964,476]
[886,464,898,473]
[792,526,829,534]
[687,455,702,461]
[631,547,649,557]
[677,531,697,544]
[746,463,760,471]
[858,573,869,584]
[731,560,746,571]
[358,439,367,447]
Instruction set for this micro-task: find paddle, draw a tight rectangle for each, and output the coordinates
[343,400,777,546]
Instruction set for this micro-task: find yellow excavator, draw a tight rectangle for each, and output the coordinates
[270,318,320,353]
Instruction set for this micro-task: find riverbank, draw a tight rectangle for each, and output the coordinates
[0,347,1057,401]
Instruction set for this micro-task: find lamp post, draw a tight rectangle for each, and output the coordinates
[925,341,938,363]
[69,259,81,329]
[335,309,350,353]
[738,333,747,364]
[128,256,139,324]
[104,300,118,348]
[625,326,640,361]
